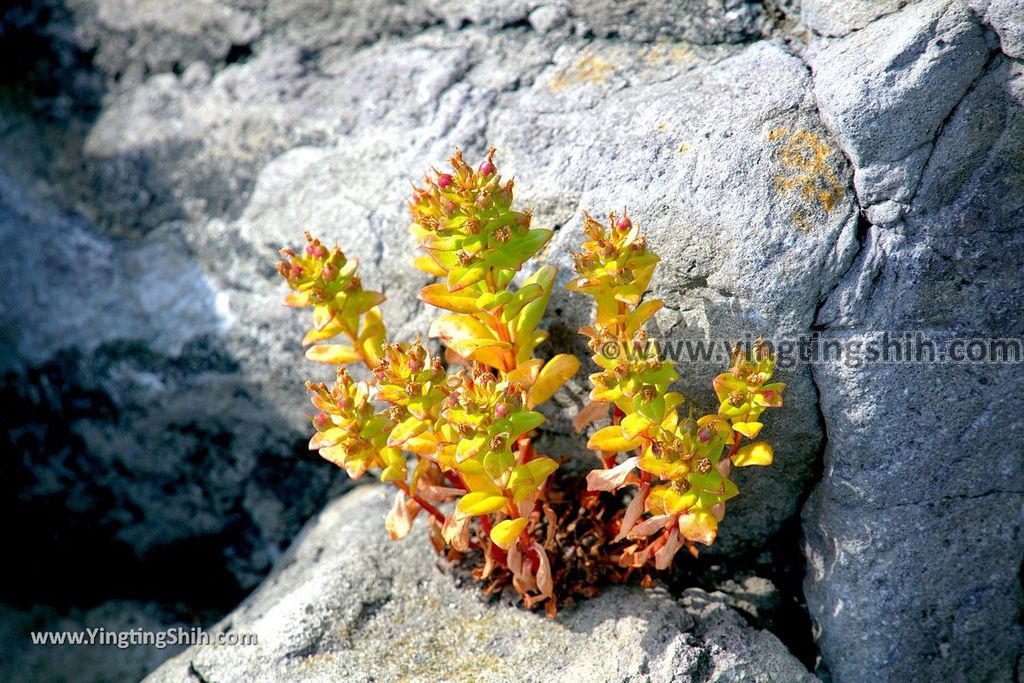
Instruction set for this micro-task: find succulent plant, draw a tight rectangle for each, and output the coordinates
[276,148,784,610]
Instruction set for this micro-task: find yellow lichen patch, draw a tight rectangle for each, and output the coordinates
[769,127,845,230]
[549,54,615,91]
[678,142,691,156]
[641,42,698,69]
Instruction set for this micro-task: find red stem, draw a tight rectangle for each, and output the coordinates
[725,430,742,461]
[394,481,446,524]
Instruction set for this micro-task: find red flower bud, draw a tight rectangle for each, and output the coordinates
[478,161,495,176]
[616,214,632,231]
[438,173,453,189]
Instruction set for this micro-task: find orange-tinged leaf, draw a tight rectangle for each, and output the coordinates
[441,514,470,551]
[573,399,609,432]
[587,425,643,453]
[613,489,647,542]
[627,514,672,539]
[283,289,314,307]
[654,528,684,570]
[490,517,528,550]
[528,354,580,407]
[429,313,494,344]
[733,441,773,467]
[305,344,362,365]
[678,510,718,546]
[534,542,554,598]
[585,456,638,492]
[403,433,438,456]
[460,340,513,371]
[506,358,543,389]
[385,490,415,540]
[455,491,509,518]
[418,283,479,313]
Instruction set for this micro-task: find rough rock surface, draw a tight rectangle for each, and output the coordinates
[802,3,1024,680]
[1,1,1021,681]
[146,486,816,683]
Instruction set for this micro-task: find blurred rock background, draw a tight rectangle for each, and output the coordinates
[0,1,1020,681]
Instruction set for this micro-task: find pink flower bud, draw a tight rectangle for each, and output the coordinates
[321,264,336,280]
[616,214,632,231]
[290,265,303,279]
[478,161,495,176]
[437,173,453,189]
[313,413,331,429]
[763,390,775,401]
[495,402,510,418]
[697,428,713,443]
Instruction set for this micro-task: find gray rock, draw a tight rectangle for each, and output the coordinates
[973,0,1024,58]
[2,14,848,599]
[0,601,193,683]
[804,7,1024,681]
[2,0,1022,680]
[146,486,816,683]
[801,0,914,36]
[807,0,993,226]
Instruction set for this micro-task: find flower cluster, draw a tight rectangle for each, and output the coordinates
[276,232,386,366]
[570,212,784,570]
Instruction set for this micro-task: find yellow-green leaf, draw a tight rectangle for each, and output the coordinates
[620,411,651,440]
[508,456,559,502]
[677,510,718,546]
[412,254,447,277]
[387,416,430,447]
[455,491,509,518]
[528,354,580,407]
[489,517,528,550]
[732,421,763,438]
[418,283,479,313]
[305,344,362,365]
[733,441,773,467]
[587,425,643,452]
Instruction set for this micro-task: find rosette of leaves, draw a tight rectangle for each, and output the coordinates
[568,212,784,570]
[277,149,580,611]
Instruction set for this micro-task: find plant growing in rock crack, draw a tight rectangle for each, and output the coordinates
[569,211,783,568]
[276,149,784,613]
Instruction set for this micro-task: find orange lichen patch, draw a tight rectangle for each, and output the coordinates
[549,54,616,91]
[769,127,845,230]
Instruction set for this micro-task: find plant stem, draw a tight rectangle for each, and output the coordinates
[395,481,446,524]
